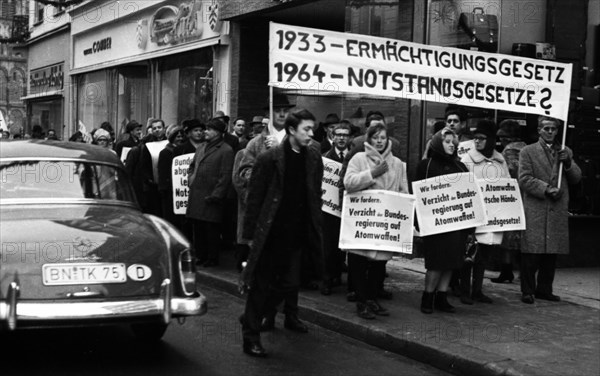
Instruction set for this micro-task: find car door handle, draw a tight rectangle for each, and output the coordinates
[66,291,104,298]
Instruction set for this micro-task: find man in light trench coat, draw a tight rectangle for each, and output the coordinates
[518,116,581,304]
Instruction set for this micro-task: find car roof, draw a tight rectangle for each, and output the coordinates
[0,140,123,166]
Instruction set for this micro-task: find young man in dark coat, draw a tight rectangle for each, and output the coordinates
[186,118,234,267]
[239,109,324,358]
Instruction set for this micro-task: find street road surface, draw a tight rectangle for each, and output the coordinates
[0,286,450,376]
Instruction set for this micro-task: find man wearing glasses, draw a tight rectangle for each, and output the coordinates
[518,116,581,304]
[321,121,352,295]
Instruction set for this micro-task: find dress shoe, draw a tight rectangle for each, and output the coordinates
[366,300,390,316]
[472,292,493,303]
[535,292,561,302]
[243,340,267,358]
[521,294,535,304]
[346,291,357,302]
[420,292,434,314]
[284,316,308,333]
[377,289,393,300]
[434,291,456,313]
[260,316,275,332]
[356,302,376,319]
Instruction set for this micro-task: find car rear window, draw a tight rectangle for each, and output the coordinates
[0,161,136,203]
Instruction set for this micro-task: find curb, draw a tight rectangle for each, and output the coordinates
[197,270,556,376]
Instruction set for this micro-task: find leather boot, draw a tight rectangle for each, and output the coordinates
[490,264,514,283]
[357,302,376,319]
[434,291,456,313]
[420,291,434,314]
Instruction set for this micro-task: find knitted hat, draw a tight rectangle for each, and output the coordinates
[93,128,111,142]
[166,124,183,143]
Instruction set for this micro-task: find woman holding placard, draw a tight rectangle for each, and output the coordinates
[416,127,470,314]
[343,122,408,319]
[460,120,510,304]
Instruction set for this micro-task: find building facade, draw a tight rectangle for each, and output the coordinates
[0,0,28,136]
[68,0,230,139]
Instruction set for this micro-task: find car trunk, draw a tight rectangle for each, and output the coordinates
[0,204,169,300]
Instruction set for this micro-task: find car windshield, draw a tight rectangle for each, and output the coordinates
[0,160,136,203]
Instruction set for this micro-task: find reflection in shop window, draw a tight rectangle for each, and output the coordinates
[78,71,108,131]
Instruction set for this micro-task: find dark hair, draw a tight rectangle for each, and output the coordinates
[100,121,113,132]
[433,120,446,134]
[125,120,141,133]
[366,122,387,141]
[151,119,165,128]
[365,111,385,128]
[233,117,246,125]
[498,119,521,138]
[69,131,83,142]
[284,109,316,135]
[445,107,466,122]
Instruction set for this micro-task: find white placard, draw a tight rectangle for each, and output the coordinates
[475,178,526,233]
[171,153,194,215]
[321,157,342,217]
[120,147,132,165]
[457,140,475,159]
[145,140,168,184]
[413,172,487,236]
[339,190,415,254]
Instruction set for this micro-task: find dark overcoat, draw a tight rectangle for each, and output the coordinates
[186,139,234,223]
[518,139,581,254]
[241,140,324,287]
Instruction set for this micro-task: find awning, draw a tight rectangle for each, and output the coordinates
[20,90,64,101]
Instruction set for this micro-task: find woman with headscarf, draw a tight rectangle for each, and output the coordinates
[343,122,409,319]
[158,124,186,226]
[459,120,510,304]
[416,127,470,314]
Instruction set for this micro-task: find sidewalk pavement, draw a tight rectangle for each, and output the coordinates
[197,249,600,376]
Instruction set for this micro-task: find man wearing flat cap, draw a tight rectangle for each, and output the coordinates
[187,118,234,267]
[213,110,240,153]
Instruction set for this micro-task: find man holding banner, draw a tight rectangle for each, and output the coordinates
[518,116,581,304]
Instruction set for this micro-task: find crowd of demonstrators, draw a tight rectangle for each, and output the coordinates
[115,120,142,158]
[158,124,185,226]
[343,122,408,319]
[416,128,470,314]
[238,109,324,357]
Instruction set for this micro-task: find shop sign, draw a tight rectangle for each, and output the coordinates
[30,63,64,95]
[74,0,225,70]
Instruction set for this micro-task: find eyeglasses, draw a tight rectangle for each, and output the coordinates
[334,133,350,138]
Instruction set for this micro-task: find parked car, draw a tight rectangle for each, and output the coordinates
[0,140,206,340]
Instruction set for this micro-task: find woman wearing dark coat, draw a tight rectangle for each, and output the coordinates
[416,128,470,314]
[158,124,186,226]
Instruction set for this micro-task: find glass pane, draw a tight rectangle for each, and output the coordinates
[78,71,107,132]
[0,161,135,203]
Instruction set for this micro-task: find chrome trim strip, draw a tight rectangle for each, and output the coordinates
[0,294,206,326]
[161,279,172,325]
[7,282,20,330]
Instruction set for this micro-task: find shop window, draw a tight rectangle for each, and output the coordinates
[117,65,150,131]
[159,48,213,125]
[29,99,63,139]
[77,71,108,132]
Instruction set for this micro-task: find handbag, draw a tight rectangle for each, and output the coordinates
[458,7,498,52]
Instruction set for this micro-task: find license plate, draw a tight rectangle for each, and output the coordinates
[42,263,127,286]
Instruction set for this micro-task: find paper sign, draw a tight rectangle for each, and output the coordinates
[269,22,572,121]
[475,178,526,233]
[413,172,487,236]
[339,190,415,254]
[321,157,342,217]
[172,153,194,215]
[145,140,168,184]
[457,140,474,159]
[121,147,131,165]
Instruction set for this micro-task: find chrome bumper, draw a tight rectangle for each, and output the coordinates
[0,280,207,330]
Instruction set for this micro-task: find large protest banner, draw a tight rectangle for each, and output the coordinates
[269,22,572,121]
[475,178,526,233]
[413,172,487,236]
[321,157,342,217]
[171,153,194,215]
[339,190,415,254]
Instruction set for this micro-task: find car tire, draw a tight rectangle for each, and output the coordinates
[131,323,169,341]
